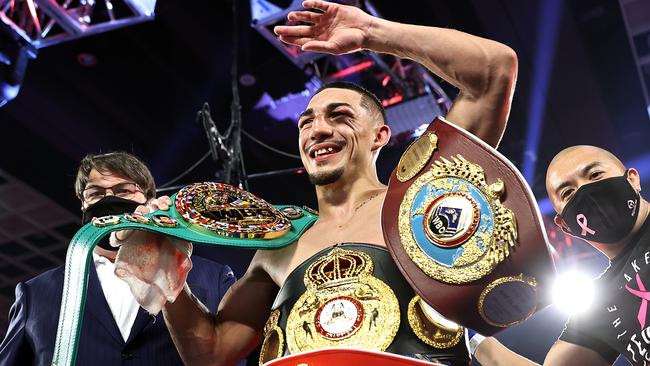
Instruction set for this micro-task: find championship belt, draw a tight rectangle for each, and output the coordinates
[284,247,401,354]
[382,117,556,335]
[263,348,446,366]
[261,244,471,366]
[52,182,318,366]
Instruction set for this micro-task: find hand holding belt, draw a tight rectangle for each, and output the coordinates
[52,182,318,366]
[114,232,193,316]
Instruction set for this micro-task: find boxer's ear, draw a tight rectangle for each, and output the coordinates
[372,124,391,151]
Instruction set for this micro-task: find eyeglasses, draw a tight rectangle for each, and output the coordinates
[82,182,142,204]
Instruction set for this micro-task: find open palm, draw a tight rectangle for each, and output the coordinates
[274,0,373,55]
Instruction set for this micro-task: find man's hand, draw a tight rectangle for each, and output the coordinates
[113,195,173,242]
[140,195,172,213]
[274,0,373,55]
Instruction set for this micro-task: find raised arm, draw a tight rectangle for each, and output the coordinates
[274,0,518,148]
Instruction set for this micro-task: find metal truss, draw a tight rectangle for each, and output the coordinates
[0,0,156,49]
[0,0,156,106]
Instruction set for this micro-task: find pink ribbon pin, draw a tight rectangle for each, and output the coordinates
[576,214,595,236]
[625,273,650,329]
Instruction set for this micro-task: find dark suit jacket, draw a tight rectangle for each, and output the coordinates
[0,256,235,366]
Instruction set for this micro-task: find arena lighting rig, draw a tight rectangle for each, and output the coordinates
[0,0,157,107]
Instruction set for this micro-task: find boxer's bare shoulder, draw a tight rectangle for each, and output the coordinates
[253,235,332,287]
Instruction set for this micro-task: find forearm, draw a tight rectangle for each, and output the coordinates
[475,337,541,366]
[162,283,221,365]
[364,18,517,99]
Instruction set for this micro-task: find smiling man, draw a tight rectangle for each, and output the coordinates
[120,1,518,365]
[298,82,387,187]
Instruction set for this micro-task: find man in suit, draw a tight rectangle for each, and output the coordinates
[0,151,237,366]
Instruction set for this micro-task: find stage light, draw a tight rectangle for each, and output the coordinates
[521,0,562,184]
[552,271,595,314]
[328,60,374,79]
[239,73,256,87]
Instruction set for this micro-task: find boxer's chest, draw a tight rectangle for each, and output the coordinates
[266,216,386,286]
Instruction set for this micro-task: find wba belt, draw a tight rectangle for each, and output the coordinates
[261,243,470,366]
[52,182,318,366]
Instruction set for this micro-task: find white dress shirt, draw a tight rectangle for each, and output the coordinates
[93,253,140,342]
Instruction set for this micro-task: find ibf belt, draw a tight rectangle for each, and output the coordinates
[382,117,556,335]
[261,244,471,366]
[52,183,318,366]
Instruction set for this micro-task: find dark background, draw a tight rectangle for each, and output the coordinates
[1,0,649,364]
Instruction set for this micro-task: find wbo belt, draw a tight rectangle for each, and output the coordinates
[52,182,318,366]
[382,117,557,335]
[261,244,470,366]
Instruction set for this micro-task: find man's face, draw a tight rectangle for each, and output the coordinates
[81,168,147,211]
[546,146,628,216]
[298,88,383,185]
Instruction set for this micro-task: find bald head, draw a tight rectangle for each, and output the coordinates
[546,145,627,213]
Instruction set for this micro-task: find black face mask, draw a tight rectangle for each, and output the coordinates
[82,195,143,251]
[559,173,640,244]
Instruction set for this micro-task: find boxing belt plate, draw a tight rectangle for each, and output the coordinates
[382,117,556,335]
[261,244,470,366]
[52,182,318,366]
[263,348,445,366]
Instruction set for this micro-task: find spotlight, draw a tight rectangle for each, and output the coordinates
[552,271,595,314]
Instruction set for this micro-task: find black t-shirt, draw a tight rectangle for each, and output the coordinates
[560,217,650,365]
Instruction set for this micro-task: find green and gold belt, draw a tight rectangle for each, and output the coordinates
[52,182,317,366]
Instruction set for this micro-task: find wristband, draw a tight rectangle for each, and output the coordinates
[467,329,487,356]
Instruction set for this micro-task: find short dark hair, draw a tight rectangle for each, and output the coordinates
[75,152,156,201]
[313,81,386,124]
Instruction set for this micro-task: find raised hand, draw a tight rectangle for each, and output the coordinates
[274,0,374,55]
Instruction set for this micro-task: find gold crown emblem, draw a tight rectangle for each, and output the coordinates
[305,248,374,289]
